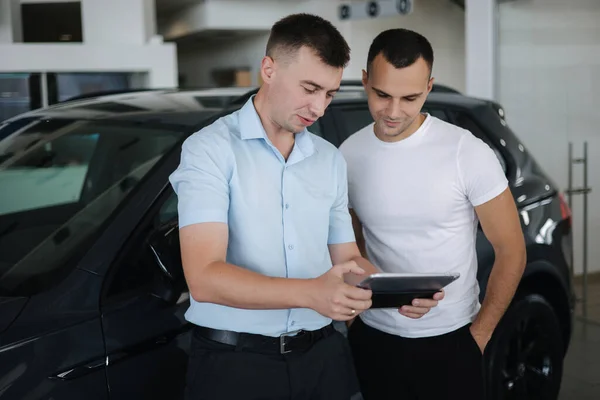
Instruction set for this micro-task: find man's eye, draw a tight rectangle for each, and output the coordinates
[405,98,417,102]
[303,87,316,94]
[376,92,388,98]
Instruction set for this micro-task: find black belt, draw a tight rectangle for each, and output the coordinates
[193,324,336,354]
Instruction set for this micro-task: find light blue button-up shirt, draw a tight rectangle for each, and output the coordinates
[169,97,355,337]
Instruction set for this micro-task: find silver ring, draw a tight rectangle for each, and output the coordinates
[351,309,356,315]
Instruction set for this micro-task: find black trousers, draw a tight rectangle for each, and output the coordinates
[185,326,363,400]
[348,317,485,400]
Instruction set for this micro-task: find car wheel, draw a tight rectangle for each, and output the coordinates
[485,293,564,400]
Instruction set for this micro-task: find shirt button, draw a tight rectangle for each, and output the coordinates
[288,244,294,250]
[290,321,296,326]
[285,203,290,209]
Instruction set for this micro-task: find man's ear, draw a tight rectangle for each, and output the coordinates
[260,56,276,84]
[362,69,368,88]
[427,76,435,94]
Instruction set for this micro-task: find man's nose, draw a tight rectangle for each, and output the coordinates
[309,94,328,118]
[386,99,403,119]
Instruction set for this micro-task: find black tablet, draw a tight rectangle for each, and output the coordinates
[357,272,460,308]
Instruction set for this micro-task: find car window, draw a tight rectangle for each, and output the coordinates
[158,189,178,224]
[106,188,184,299]
[449,111,507,174]
[336,106,374,142]
[0,133,98,215]
[0,118,184,296]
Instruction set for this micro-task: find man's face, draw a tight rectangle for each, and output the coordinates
[363,53,433,141]
[265,46,343,133]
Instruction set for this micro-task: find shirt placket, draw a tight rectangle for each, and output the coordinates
[263,138,303,333]
[281,163,300,331]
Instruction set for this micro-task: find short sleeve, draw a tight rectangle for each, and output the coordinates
[338,138,354,210]
[328,152,356,244]
[168,132,231,228]
[457,133,508,207]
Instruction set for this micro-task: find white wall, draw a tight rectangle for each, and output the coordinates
[340,0,465,90]
[0,0,177,88]
[0,44,177,87]
[176,0,465,91]
[82,0,157,45]
[498,0,600,274]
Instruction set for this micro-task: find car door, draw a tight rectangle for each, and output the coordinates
[0,269,108,400]
[0,126,115,400]
[99,187,191,400]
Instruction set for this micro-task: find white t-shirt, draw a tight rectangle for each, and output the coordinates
[339,114,508,338]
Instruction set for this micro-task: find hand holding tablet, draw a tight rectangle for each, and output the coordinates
[356,272,460,309]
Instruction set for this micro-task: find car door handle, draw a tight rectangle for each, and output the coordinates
[104,325,193,367]
[49,358,106,381]
[176,291,189,305]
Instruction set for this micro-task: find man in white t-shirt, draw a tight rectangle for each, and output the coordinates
[339,28,527,400]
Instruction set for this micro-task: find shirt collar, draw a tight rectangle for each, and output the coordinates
[238,96,316,159]
[238,96,266,140]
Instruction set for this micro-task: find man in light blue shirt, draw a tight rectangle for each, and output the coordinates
[172,89,359,337]
[169,14,439,400]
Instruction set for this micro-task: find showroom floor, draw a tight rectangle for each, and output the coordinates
[559,277,600,399]
[573,274,600,323]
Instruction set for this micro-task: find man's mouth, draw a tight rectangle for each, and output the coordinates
[383,119,401,127]
[298,115,315,126]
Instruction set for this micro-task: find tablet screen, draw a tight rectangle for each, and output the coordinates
[357,272,460,293]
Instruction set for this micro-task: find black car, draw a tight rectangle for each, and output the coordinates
[0,86,574,400]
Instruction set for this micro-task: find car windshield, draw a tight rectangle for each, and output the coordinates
[0,118,185,296]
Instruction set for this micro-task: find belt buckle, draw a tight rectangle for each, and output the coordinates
[279,329,302,354]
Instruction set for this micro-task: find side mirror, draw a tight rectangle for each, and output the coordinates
[146,220,186,304]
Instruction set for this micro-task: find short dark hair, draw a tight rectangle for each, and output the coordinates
[266,13,350,68]
[367,29,434,75]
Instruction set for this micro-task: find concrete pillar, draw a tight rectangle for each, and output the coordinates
[465,0,497,100]
[82,0,157,45]
[0,0,22,44]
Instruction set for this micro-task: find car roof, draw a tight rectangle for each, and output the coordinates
[1,85,491,128]
[329,85,489,109]
[1,89,226,126]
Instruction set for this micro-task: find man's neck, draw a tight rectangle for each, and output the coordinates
[253,91,295,160]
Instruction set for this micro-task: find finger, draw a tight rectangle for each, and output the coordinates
[332,261,365,277]
[331,308,358,321]
[411,298,439,308]
[332,299,367,317]
[399,311,424,319]
[339,297,372,312]
[433,290,445,301]
[344,286,373,301]
[400,305,432,316]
